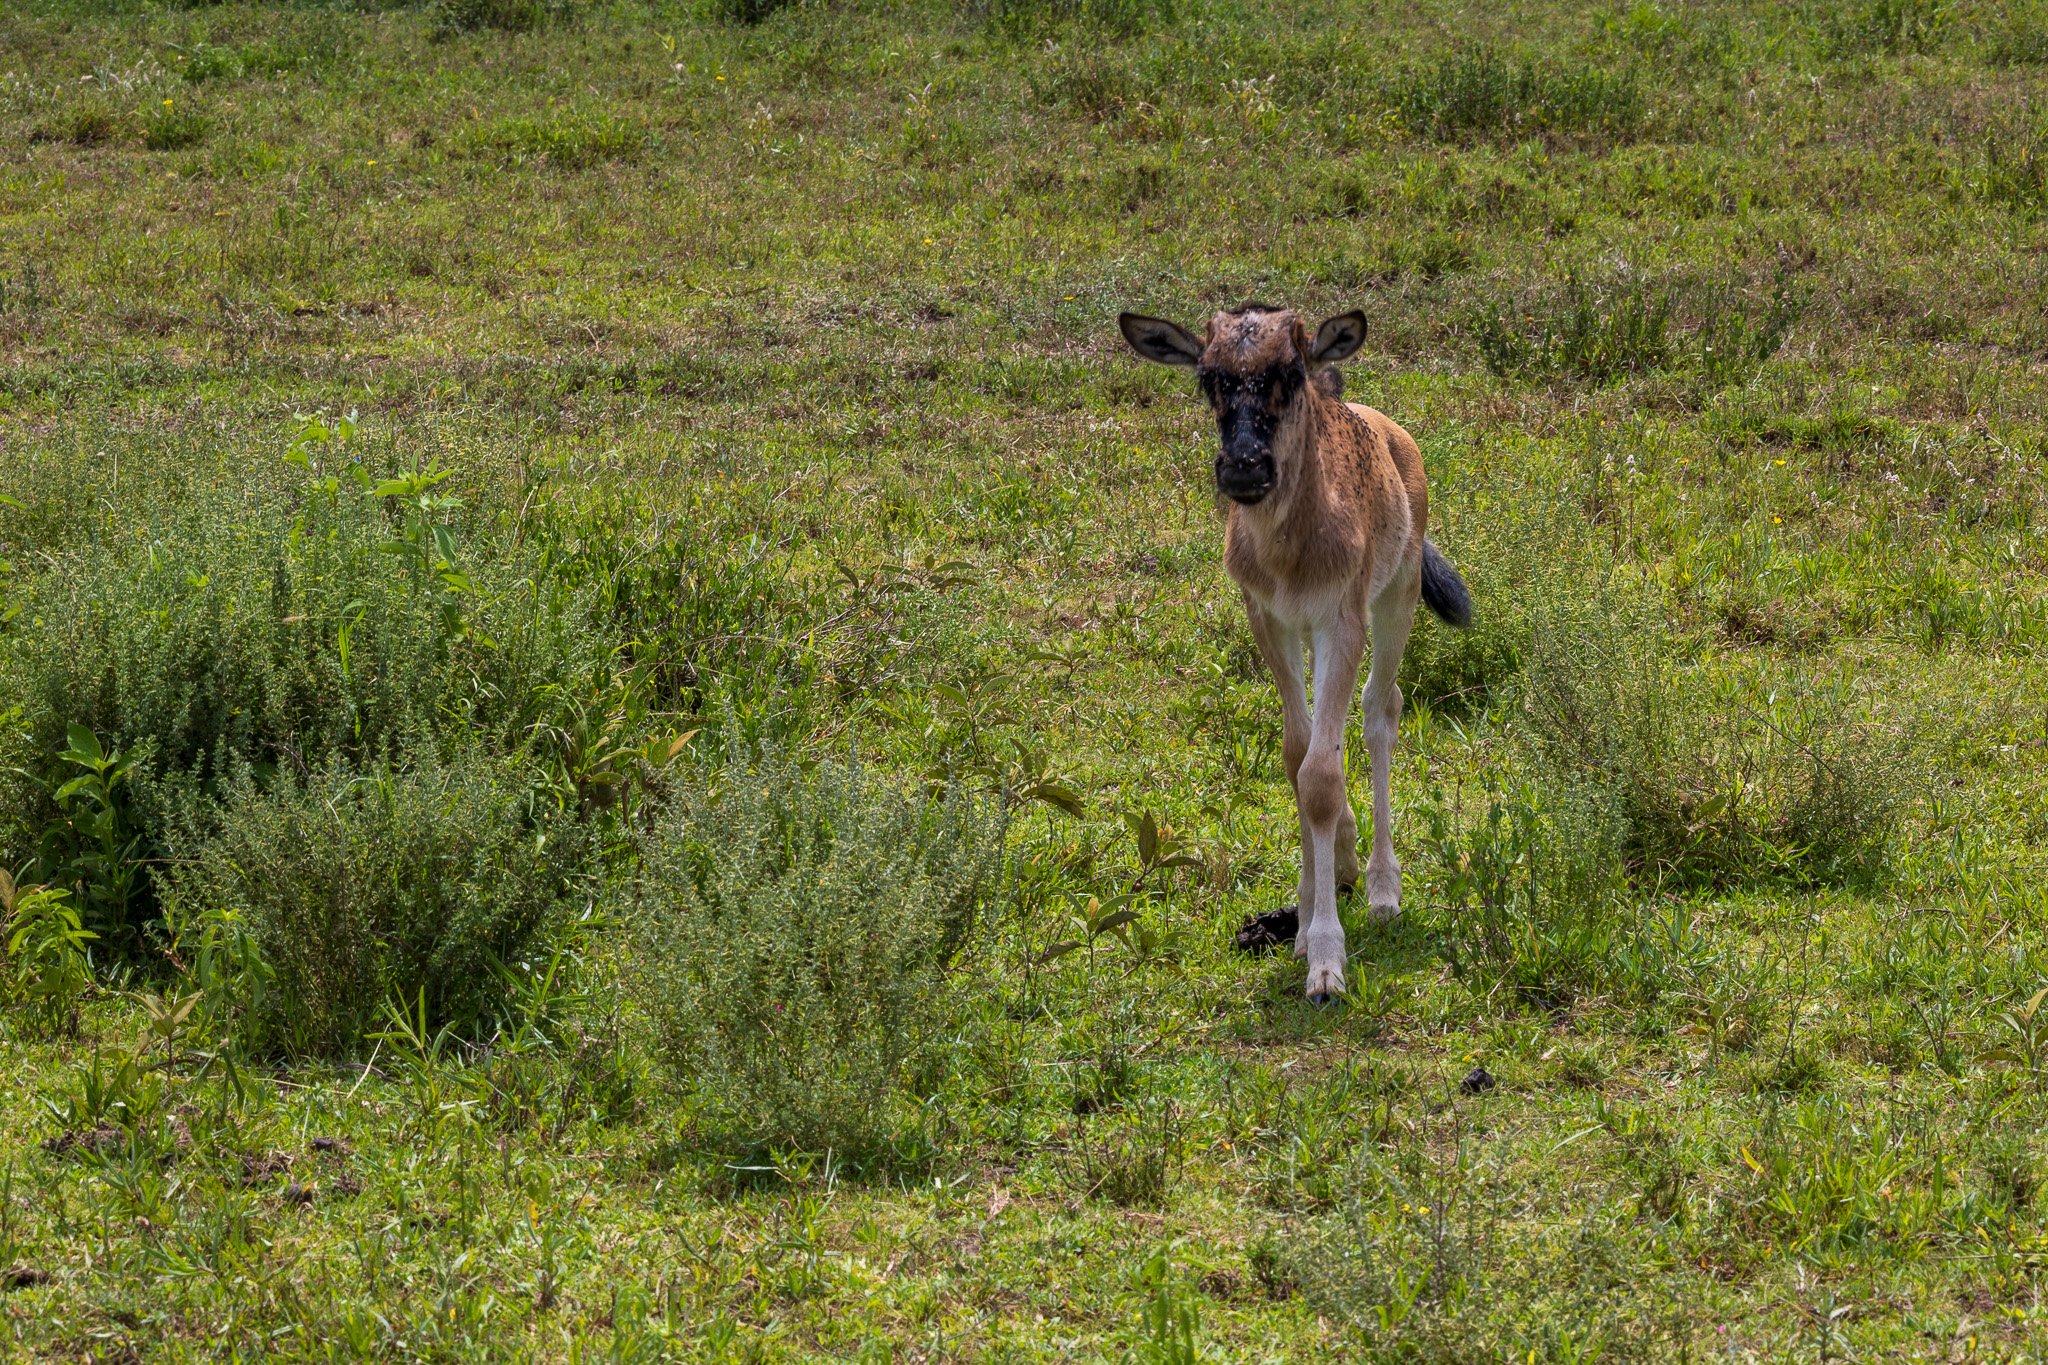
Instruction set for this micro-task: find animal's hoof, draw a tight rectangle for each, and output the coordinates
[1304,963,1346,1000]
[1368,902,1402,925]
[1233,906,1299,955]
[1309,992,1332,1006]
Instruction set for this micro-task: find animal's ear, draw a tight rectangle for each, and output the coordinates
[1118,313,1204,368]
[1308,310,1368,364]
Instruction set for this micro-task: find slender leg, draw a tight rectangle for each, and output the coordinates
[1361,573,1419,922]
[1299,617,1367,1000]
[1333,787,1362,893]
[1242,599,1314,952]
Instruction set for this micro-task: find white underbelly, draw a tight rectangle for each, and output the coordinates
[1247,577,1352,632]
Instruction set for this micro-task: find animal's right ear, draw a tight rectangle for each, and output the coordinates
[1118,313,1203,368]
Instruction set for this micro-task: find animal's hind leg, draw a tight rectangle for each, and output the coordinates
[1361,574,1418,922]
[1300,623,1366,1000]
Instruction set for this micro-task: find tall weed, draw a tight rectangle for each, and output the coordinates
[2,870,95,1038]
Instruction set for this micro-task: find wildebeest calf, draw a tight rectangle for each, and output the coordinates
[1119,302,1471,1001]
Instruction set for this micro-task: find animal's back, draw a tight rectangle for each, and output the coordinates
[1340,401,1428,563]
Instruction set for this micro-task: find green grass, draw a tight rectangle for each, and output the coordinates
[2,0,2048,1358]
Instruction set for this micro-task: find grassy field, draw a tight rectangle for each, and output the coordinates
[3,0,2048,1357]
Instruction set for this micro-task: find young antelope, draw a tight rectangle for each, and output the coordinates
[1118,303,1472,1002]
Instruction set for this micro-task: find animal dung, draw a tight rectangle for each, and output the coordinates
[1234,906,1299,954]
[1459,1065,1497,1096]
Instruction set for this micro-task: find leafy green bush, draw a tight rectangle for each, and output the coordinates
[1383,47,1644,142]
[10,470,451,793]
[0,425,607,937]
[628,740,1003,1159]
[2,871,96,1038]
[163,747,585,1058]
[32,726,146,948]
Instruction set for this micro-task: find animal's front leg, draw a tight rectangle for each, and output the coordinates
[1242,599,1314,957]
[1298,621,1365,1001]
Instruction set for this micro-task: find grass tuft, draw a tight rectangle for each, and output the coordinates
[461,111,648,168]
[141,101,208,152]
[1383,46,1645,142]
[433,0,587,37]
[1476,273,1799,388]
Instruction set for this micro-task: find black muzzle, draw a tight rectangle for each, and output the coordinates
[1216,451,1275,505]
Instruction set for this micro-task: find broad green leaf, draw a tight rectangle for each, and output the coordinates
[64,723,104,765]
[1089,909,1142,937]
[1020,781,1084,819]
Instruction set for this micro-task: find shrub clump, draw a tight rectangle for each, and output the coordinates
[165,748,585,1058]
[628,741,1003,1159]
[0,444,604,941]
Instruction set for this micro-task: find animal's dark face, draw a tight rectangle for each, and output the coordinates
[1198,357,1304,505]
[1117,304,1367,510]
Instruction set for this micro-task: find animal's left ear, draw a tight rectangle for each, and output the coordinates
[1308,311,1368,364]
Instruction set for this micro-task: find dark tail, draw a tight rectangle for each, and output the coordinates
[1420,538,1472,628]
